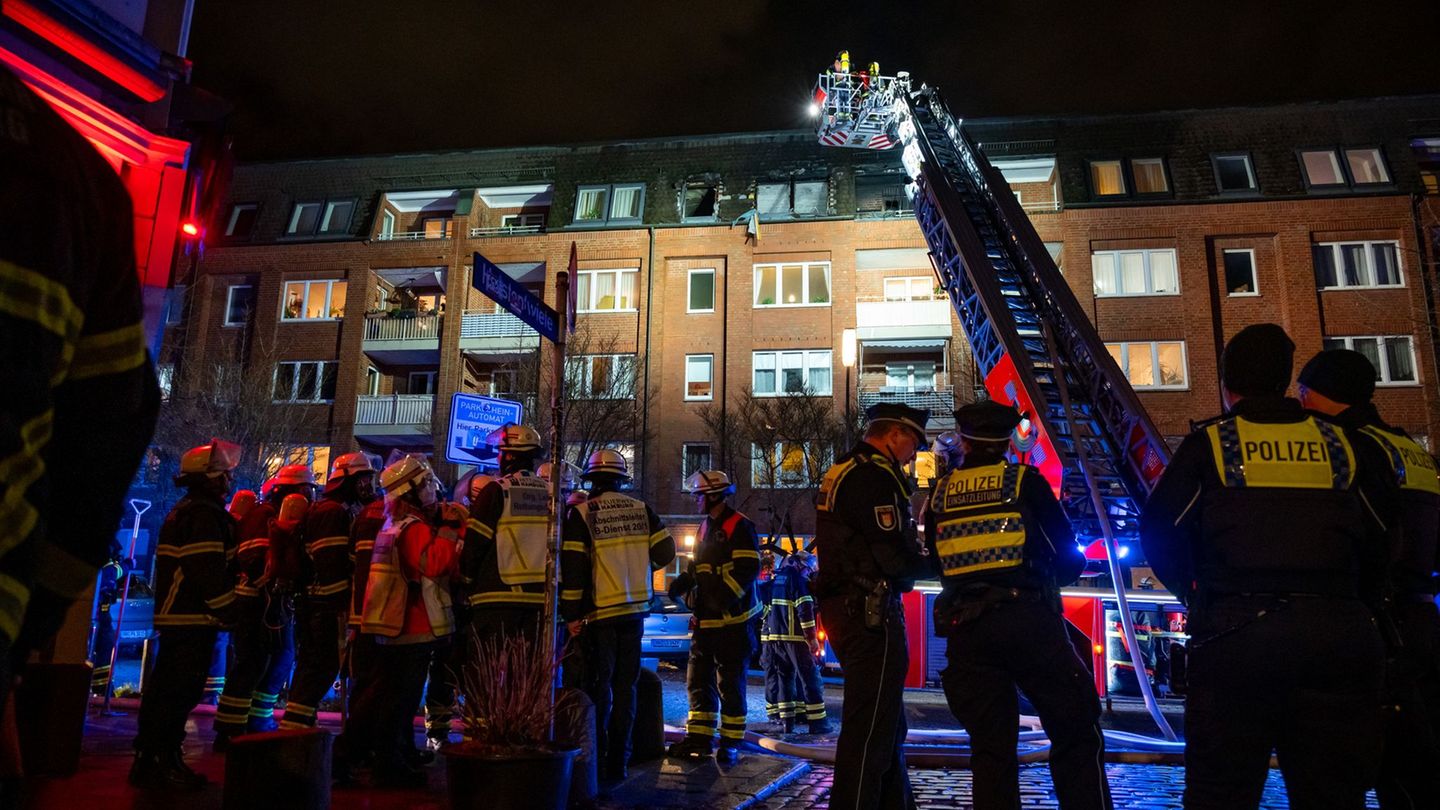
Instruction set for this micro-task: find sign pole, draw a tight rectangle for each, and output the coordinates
[101,498,150,715]
[542,270,568,733]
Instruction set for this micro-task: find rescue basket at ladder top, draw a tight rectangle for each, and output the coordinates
[811,69,909,150]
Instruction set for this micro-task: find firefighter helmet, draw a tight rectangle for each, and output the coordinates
[486,423,543,453]
[582,449,630,480]
[274,464,316,487]
[329,451,375,482]
[537,460,580,487]
[380,455,433,502]
[685,469,735,496]
[228,490,257,520]
[276,492,310,527]
[179,439,241,478]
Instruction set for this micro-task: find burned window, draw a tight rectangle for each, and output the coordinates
[683,184,717,220]
[855,174,908,216]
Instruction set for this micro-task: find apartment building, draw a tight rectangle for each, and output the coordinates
[162,95,1440,533]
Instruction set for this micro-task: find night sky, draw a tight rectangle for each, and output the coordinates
[190,0,1440,162]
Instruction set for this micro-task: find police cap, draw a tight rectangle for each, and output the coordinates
[954,399,1022,442]
[865,402,929,444]
[1222,323,1295,398]
[1297,349,1377,406]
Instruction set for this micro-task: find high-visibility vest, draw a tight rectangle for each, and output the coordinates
[1360,426,1440,495]
[495,473,550,585]
[929,462,1028,579]
[361,514,418,637]
[1360,425,1440,594]
[581,492,655,611]
[1205,416,1354,490]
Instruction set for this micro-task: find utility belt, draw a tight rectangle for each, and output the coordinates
[934,583,1053,634]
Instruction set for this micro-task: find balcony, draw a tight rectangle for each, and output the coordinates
[362,312,440,364]
[353,394,434,444]
[459,310,540,356]
[468,224,545,238]
[857,386,957,429]
[856,297,953,341]
[375,230,448,242]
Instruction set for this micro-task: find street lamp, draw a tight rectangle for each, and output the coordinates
[841,328,857,447]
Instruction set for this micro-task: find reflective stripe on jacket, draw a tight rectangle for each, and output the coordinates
[930,462,1026,578]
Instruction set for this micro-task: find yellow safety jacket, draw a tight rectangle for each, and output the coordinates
[361,514,418,638]
[929,462,1028,579]
[495,474,550,585]
[562,491,671,623]
[1358,425,1440,594]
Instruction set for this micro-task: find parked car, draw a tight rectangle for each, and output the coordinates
[641,595,692,661]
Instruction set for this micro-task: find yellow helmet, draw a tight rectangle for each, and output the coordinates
[582,449,629,480]
[486,423,543,453]
[685,469,735,496]
[837,50,850,72]
[380,455,433,502]
[179,439,241,478]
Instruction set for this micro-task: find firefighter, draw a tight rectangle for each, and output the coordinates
[213,465,315,747]
[926,399,1111,810]
[761,547,831,735]
[130,440,241,790]
[812,402,932,809]
[667,470,761,764]
[346,455,463,788]
[1297,349,1440,809]
[0,66,160,726]
[1140,324,1390,810]
[281,452,376,730]
[561,450,676,782]
[336,454,389,780]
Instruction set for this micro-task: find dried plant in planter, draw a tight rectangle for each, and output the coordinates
[456,629,558,751]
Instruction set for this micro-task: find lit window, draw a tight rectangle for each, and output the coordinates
[1313,241,1403,289]
[1300,150,1346,187]
[573,183,645,224]
[224,284,256,325]
[421,217,452,239]
[751,442,833,489]
[263,445,332,485]
[1132,158,1168,194]
[754,262,831,306]
[1222,250,1258,296]
[685,354,714,400]
[565,354,637,399]
[272,361,339,402]
[575,269,639,312]
[281,279,347,321]
[225,204,258,238]
[1105,341,1188,390]
[1091,249,1179,296]
[756,179,829,218]
[752,350,831,396]
[1322,336,1417,385]
[1089,161,1126,196]
[1212,154,1258,193]
[1344,148,1390,185]
[687,268,715,313]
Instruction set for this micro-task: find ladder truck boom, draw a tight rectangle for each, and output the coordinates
[813,63,1178,740]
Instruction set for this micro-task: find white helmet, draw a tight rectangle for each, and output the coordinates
[380,455,434,502]
[486,423,543,453]
[329,451,376,482]
[685,469,735,496]
[273,464,316,487]
[537,460,581,487]
[582,449,629,480]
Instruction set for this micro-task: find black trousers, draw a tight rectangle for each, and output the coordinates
[1377,599,1440,810]
[771,639,826,722]
[572,618,643,774]
[342,640,433,775]
[282,600,344,727]
[1185,595,1385,810]
[819,595,912,810]
[214,596,294,735]
[135,627,219,754]
[685,623,753,743]
[940,600,1111,810]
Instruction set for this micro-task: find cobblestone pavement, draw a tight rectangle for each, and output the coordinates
[753,764,1381,809]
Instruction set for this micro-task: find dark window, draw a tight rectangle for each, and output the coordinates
[682,444,712,481]
[1223,251,1257,295]
[1213,155,1257,192]
[688,269,715,312]
[683,185,717,219]
[318,200,355,235]
[224,285,256,325]
[855,175,909,215]
[226,204,259,238]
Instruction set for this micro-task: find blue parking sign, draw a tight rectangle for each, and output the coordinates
[446,393,525,466]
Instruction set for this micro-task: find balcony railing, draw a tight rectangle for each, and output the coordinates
[375,231,449,241]
[1019,198,1061,213]
[468,224,545,238]
[856,298,953,328]
[355,394,434,425]
[364,312,440,341]
[460,310,537,339]
[857,386,955,414]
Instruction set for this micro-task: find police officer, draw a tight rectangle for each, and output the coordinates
[813,402,932,809]
[213,464,315,747]
[667,470,761,764]
[926,400,1111,810]
[1297,349,1440,809]
[561,450,676,782]
[761,547,831,735]
[282,452,376,730]
[130,440,241,790]
[1140,324,1390,810]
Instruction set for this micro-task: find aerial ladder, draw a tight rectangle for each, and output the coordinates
[812,64,1180,742]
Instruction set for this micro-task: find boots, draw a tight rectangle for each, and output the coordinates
[806,717,834,735]
[781,717,795,734]
[128,750,208,791]
[665,734,714,761]
[715,742,741,765]
[248,714,279,734]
